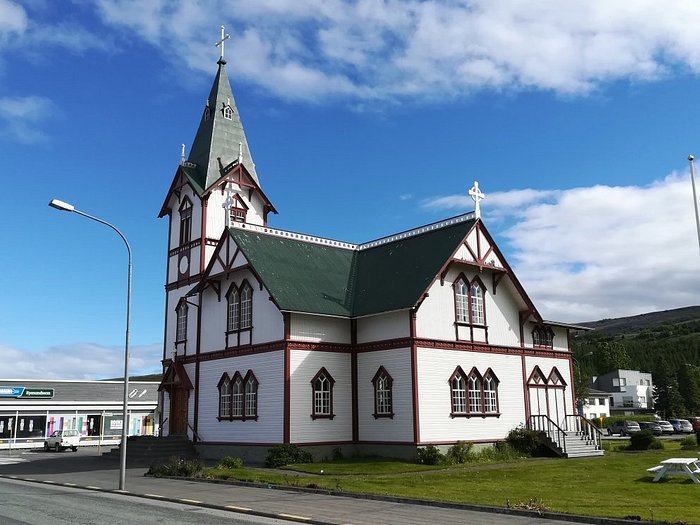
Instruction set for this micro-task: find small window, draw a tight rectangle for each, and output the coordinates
[229,207,246,224]
[176,301,188,343]
[311,368,335,419]
[483,369,499,414]
[371,366,393,418]
[532,326,554,348]
[449,366,467,416]
[468,369,482,413]
[223,105,233,120]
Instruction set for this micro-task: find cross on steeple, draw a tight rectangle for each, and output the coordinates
[469,181,485,219]
[215,25,230,62]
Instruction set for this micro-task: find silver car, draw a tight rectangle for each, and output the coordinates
[669,419,694,434]
[657,420,675,434]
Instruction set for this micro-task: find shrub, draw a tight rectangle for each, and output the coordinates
[628,430,663,451]
[265,444,313,468]
[416,444,445,465]
[475,442,521,461]
[147,456,203,478]
[217,456,243,469]
[680,435,697,449]
[331,447,343,461]
[506,425,546,456]
[445,441,474,464]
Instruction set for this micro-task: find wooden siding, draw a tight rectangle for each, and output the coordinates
[289,350,352,443]
[357,348,413,442]
[416,348,525,443]
[290,314,350,344]
[195,352,284,443]
[357,311,409,344]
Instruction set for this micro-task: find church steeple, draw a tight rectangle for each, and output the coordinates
[187,53,259,190]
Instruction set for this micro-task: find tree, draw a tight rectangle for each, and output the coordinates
[653,357,685,419]
[677,364,700,415]
[596,341,631,373]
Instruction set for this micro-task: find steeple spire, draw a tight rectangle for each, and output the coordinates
[186,27,259,189]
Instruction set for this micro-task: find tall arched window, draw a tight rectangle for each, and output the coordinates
[240,282,253,329]
[231,372,244,418]
[454,278,469,323]
[175,301,188,343]
[244,371,258,419]
[311,368,335,419]
[449,366,467,416]
[178,198,192,246]
[470,281,484,325]
[226,285,240,332]
[217,373,231,419]
[468,369,483,413]
[371,366,393,418]
[483,369,500,414]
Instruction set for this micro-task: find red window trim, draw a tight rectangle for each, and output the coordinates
[311,367,335,420]
[452,273,488,328]
[449,366,501,418]
[449,365,468,417]
[532,325,554,349]
[178,196,193,247]
[217,372,231,419]
[175,299,188,345]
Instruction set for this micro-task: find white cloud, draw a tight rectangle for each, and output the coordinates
[0,342,163,380]
[0,95,55,143]
[71,0,700,101]
[424,174,700,322]
[0,0,26,42]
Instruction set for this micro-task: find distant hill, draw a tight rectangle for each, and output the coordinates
[102,373,162,382]
[573,305,700,374]
[577,306,700,336]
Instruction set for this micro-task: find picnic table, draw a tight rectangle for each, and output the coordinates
[647,457,700,484]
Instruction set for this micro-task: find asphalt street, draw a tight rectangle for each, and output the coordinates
[0,448,618,525]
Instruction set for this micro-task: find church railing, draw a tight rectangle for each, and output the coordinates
[564,414,603,450]
[528,414,567,454]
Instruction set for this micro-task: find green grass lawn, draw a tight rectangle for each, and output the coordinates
[203,442,700,524]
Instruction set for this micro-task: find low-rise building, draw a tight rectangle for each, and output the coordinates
[0,379,159,450]
[591,370,653,415]
[581,388,611,421]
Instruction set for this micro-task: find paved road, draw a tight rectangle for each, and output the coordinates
[0,476,290,525]
[0,448,607,525]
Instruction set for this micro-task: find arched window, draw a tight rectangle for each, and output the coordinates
[483,369,500,414]
[449,366,467,416]
[470,281,484,325]
[231,373,244,418]
[311,368,335,419]
[371,366,393,418]
[178,198,192,246]
[468,369,483,413]
[217,373,231,418]
[244,370,258,419]
[532,326,554,348]
[454,278,469,323]
[175,301,188,343]
[226,285,240,332]
[240,282,253,329]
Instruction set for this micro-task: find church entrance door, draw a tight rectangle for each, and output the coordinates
[170,388,188,435]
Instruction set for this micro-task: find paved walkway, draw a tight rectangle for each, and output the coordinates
[0,449,627,525]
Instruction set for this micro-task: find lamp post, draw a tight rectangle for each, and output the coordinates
[687,155,700,255]
[48,199,131,491]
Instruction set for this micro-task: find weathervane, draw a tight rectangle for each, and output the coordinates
[468,181,485,219]
[215,25,230,62]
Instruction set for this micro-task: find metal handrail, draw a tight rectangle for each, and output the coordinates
[529,414,568,454]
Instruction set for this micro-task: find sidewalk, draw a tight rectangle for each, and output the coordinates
[0,449,637,525]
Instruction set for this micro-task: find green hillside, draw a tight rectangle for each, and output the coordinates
[572,305,700,417]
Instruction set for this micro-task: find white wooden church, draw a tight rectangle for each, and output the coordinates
[158,44,597,461]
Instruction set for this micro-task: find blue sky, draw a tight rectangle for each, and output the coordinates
[2,0,699,379]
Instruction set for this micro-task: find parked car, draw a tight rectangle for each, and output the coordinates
[639,421,662,435]
[44,429,79,452]
[657,420,675,434]
[607,420,641,436]
[687,417,700,432]
[669,419,694,434]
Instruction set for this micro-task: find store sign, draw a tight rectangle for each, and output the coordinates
[20,389,54,399]
[0,386,55,399]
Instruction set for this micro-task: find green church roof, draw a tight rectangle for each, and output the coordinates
[187,59,259,189]
[227,215,476,317]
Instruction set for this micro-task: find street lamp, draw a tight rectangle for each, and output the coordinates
[48,199,131,491]
[686,156,700,254]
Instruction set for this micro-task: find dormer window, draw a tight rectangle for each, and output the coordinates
[532,326,554,349]
[223,105,233,120]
